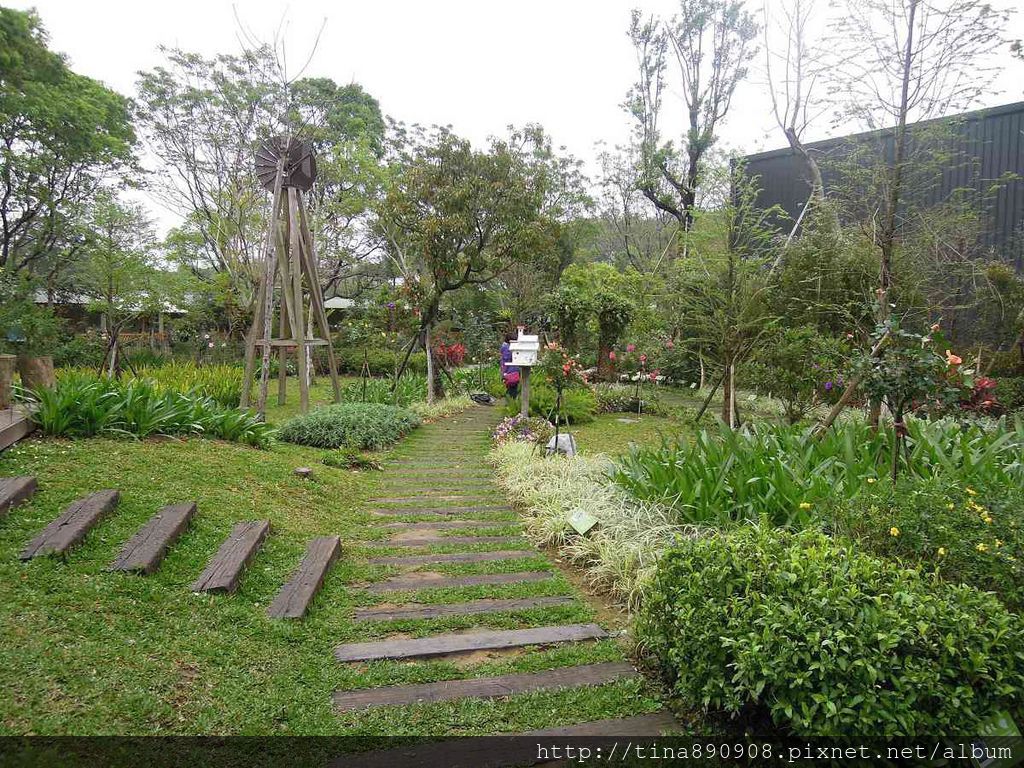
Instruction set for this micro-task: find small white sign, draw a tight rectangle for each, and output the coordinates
[568,510,598,536]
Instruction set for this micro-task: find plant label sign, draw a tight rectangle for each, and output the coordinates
[970,710,1023,767]
[568,510,598,536]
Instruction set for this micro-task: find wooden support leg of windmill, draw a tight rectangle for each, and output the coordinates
[240,135,341,421]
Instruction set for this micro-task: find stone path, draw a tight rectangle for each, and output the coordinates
[337,404,673,743]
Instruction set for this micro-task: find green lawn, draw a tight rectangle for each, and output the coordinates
[570,413,688,457]
[0,388,662,737]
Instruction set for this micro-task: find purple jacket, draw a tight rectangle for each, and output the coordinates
[500,342,518,375]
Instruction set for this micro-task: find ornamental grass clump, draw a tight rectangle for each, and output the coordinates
[278,402,420,450]
[638,525,1024,739]
[492,441,696,609]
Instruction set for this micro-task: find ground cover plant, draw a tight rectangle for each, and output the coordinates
[277,402,420,450]
[638,525,1024,739]
[28,373,273,447]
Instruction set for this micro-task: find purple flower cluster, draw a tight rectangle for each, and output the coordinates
[492,415,551,445]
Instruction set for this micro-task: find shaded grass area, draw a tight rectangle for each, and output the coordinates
[571,413,689,457]
[0,405,665,736]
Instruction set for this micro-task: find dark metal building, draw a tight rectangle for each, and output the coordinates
[742,101,1024,268]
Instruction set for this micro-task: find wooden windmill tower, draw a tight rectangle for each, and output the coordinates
[240,135,341,419]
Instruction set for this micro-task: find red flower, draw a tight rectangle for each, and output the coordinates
[626,343,636,353]
[639,354,647,364]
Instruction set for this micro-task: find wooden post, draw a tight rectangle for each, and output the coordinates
[288,189,309,414]
[242,158,285,412]
[277,296,289,406]
[520,366,531,418]
[295,192,342,404]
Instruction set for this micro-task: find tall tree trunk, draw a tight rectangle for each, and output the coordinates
[424,325,435,405]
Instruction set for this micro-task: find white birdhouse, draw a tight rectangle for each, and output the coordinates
[509,331,540,367]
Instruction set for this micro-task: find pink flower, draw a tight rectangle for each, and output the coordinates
[608,351,616,361]
[626,343,636,353]
[639,354,647,363]
[665,339,675,349]
[648,370,659,381]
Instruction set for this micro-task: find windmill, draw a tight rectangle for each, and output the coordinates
[240,135,341,418]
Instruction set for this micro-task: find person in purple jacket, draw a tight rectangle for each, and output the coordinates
[500,335,520,400]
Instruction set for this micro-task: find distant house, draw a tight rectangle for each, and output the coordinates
[742,101,1024,268]
[33,292,186,340]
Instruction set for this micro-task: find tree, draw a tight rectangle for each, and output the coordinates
[761,0,837,234]
[625,1,758,234]
[554,263,638,379]
[77,192,164,374]
[830,0,1010,321]
[0,8,135,276]
[376,127,556,402]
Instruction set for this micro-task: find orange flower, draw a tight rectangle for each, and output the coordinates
[945,349,962,366]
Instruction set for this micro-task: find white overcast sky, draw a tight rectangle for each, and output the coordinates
[10,0,1024,232]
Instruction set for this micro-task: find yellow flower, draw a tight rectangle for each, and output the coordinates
[890,527,900,537]
[947,503,955,510]
[938,547,947,557]
[977,542,989,552]
[966,487,977,496]
[982,514,993,524]
[799,502,812,510]
[866,477,876,484]
[995,540,1004,548]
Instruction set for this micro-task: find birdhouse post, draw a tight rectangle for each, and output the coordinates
[509,329,540,419]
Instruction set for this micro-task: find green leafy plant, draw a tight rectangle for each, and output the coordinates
[747,325,850,423]
[638,525,1024,739]
[613,417,1024,528]
[503,384,597,425]
[28,373,272,447]
[592,383,662,415]
[278,403,420,450]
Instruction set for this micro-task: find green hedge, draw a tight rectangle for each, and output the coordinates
[638,525,1024,739]
[278,403,420,450]
[832,479,1024,611]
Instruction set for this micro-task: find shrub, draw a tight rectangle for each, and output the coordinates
[52,334,106,368]
[321,449,382,471]
[832,479,1024,610]
[278,403,420,450]
[334,346,427,377]
[28,374,273,447]
[995,376,1024,412]
[746,325,849,423]
[503,383,597,424]
[592,382,662,415]
[452,365,505,398]
[638,525,1024,739]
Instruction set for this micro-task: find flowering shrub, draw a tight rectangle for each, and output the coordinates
[491,415,553,446]
[433,341,466,367]
[832,478,1024,610]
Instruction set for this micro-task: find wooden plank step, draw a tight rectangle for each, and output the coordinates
[267,535,341,619]
[372,495,494,504]
[19,490,120,560]
[380,520,510,531]
[366,550,538,566]
[353,596,575,622]
[108,502,196,574]
[333,713,677,768]
[364,535,524,548]
[0,476,37,518]
[362,570,553,594]
[371,506,512,517]
[190,519,270,593]
[333,660,636,711]
[334,623,608,662]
